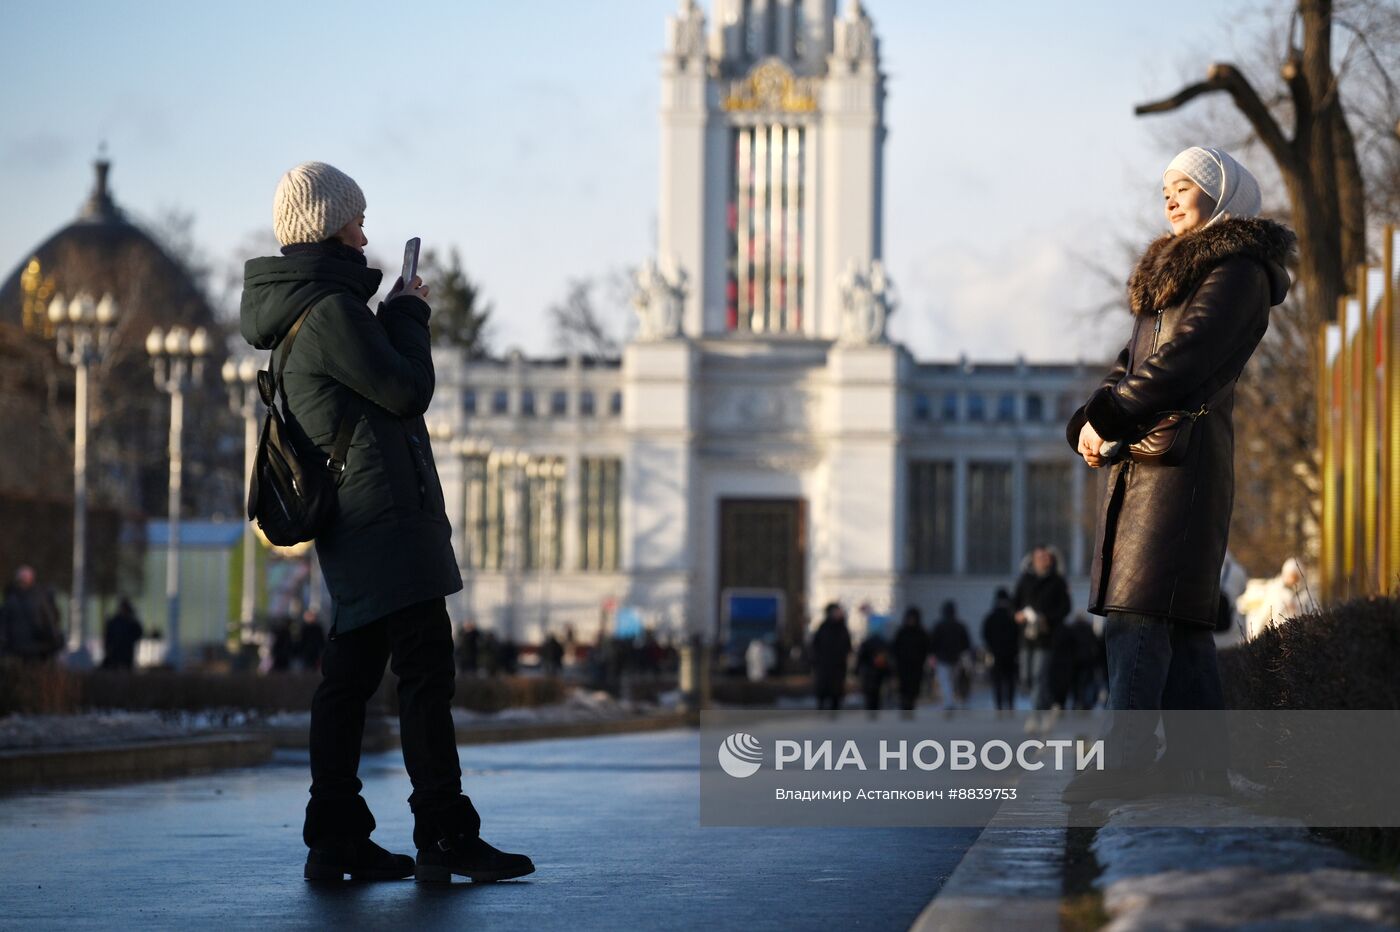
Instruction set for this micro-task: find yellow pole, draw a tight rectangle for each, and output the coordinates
[1386,227,1399,593]
[1359,266,1378,593]
[1342,294,1358,596]
[1318,323,1333,601]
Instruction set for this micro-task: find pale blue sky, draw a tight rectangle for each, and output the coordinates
[0,0,1278,360]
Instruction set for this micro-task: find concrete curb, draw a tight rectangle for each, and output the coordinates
[0,733,275,794]
[265,709,697,751]
[910,734,1079,931]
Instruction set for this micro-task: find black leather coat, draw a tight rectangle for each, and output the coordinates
[1067,218,1294,626]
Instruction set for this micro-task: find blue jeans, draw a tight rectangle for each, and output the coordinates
[1103,611,1226,769]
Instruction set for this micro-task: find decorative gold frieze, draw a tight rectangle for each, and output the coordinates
[721,59,818,114]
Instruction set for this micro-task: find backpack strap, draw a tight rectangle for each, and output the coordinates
[270,300,357,474]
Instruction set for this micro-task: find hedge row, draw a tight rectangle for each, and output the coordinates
[0,663,567,717]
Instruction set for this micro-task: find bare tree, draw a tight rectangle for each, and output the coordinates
[548,279,622,359]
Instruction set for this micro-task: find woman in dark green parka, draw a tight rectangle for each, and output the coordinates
[240,161,532,885]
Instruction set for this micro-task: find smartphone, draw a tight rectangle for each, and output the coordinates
[401,237,421,287]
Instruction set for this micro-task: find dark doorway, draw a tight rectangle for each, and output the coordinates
[718,498,807,647]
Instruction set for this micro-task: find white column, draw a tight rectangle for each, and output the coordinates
[784,125,802,333]
[1011,450,1027,573]
[953,456,968,575]
[752,125,769,332]
[736,128,752,331]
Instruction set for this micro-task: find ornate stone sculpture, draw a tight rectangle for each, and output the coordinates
[632,257,687,341]
[837,258,896,345]
[667,0,706,68]
[831,0,878,73]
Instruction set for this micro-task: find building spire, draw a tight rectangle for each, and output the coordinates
[79,149,124,223]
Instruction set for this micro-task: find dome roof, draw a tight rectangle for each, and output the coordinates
[0,159,217,339]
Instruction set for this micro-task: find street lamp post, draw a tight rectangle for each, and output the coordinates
[221,356,260,648]
[147,324,210,668]
[48,292,118,661]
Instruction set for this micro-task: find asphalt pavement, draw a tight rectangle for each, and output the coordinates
[0,727,979,931]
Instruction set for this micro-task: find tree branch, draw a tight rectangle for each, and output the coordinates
[1136,63,1299,178]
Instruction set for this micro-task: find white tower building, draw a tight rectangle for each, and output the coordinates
[430,2,1097,662]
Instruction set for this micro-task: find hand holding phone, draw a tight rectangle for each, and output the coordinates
[388,237,429,303]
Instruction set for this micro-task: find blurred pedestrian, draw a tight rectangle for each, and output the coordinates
[980,589,1019,711]
[1239,557,1317,641]
[299,611,327,672]
[270,617,296,672]
[241,161,530,882]
[929,601,971,710]
[854,627,891,711]
[0,566,64,664]
[744,637,773,683]
[890,607,930,711]
[1063,146,1294,802]
[101,598,143,670]
[1065,615,1103,710]
[540,631,564,676]
[1012,545,1071,711]
[811,602,851,711]
[455,621,480,674]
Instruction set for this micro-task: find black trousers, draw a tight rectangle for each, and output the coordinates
[306,597,475,848]
[990,662,1018,710]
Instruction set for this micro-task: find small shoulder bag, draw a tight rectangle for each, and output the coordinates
[1127,381,1233,467]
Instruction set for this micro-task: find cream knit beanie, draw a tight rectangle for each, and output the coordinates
[272,161,366,246]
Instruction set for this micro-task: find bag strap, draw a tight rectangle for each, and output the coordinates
[273,304,318,409]
[270,300,356,474]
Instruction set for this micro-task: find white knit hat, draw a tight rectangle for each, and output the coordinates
[272,161,366,246]
[1163,147,1262,228]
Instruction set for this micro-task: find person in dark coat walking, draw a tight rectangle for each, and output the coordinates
[1064,147,1294,801]
[810,603,852,711]
[1012,545,1072,712]
[980,589,1019,711]
[299,611,327,672]
[240,161,530,883]
[101,599,143,670]
[0,566,64,664]
[890,607,930,711]
[928,601,971,710]
[455,622,480,674]
[854,628,891,711]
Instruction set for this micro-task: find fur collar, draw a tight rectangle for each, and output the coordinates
[1127,217,1296,315]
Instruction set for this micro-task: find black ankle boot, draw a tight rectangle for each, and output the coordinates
[415,835,535,884]
[304,837,415,882]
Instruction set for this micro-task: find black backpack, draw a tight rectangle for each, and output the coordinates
[246,303,355,546]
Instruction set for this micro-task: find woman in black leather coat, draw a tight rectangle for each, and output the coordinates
[1062,147,1295,799]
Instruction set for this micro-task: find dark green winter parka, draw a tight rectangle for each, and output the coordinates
[240,246,461,635]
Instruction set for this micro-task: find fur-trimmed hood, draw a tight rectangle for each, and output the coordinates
[1127,217,1296,316]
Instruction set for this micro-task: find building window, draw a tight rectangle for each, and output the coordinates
[463,388,477,416]
[550,390,568,416]
[913,393,931,422]
[907,461,954,573]
[520,390,536,417]
[491,389,509,415]
[609,391,623,417]
[941,392,959,421]
[967,461,1012,573]
[1025,394,1044,422]
[522,458,564,571]
[1026,463,1073,559]
[728,122,806,334]
[967,394,986,422]
[580,457,622,572]
[996,393,1016,422]
[579,390,596,417]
